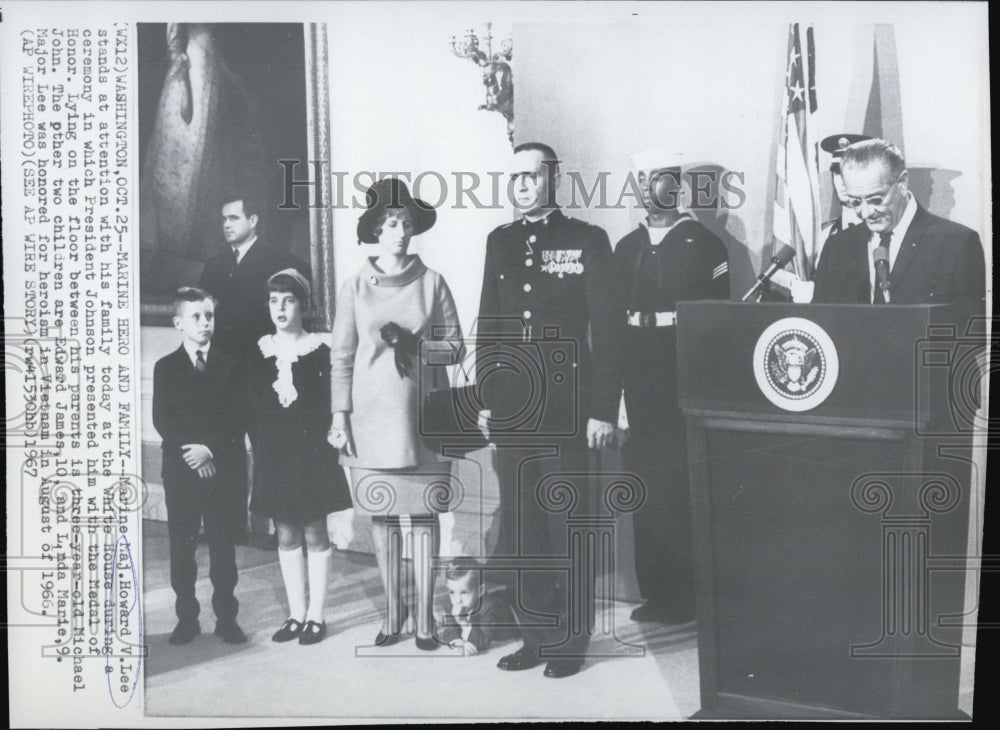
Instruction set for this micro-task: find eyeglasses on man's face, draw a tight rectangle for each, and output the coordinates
[842,173,904,210]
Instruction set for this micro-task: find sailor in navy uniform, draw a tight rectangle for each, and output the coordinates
[476,142,621,679]
[819,134,871,252]
[612,149,729,624]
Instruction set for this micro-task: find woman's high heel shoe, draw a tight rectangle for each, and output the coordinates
[415,635,440,651]
[374,605,409,647]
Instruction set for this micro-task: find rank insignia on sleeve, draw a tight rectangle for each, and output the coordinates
[541,249,583,275]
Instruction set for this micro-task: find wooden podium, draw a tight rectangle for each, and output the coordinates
[677,302,978,719]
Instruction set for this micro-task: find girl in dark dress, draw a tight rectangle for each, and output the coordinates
[247,269,351,645]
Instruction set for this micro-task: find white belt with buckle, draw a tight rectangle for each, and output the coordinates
[626,310,677,327]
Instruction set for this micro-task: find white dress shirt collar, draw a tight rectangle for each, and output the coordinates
[866,192,917,302]
[232,234,258,264]
[182,339,211,368]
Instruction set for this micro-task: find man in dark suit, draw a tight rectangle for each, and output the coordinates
[199,193,310,543]
[813,138,986,335]
[199,193,310,363]
[153,287,248,644]
[476,142,621,679]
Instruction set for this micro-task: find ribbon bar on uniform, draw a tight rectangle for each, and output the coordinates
[626,310,677,327]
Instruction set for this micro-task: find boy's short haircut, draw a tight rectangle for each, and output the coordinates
[173,286,217,317]
[445,557,484,584]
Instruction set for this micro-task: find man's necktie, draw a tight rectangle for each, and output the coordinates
[229,246,240,277]
[873,232,892,304]
[195,349,206,373]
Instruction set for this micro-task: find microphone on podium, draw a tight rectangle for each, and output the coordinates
[873,246,892,303]
[742,245,797,302]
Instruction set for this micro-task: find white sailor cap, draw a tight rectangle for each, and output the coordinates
[631,148,684,172]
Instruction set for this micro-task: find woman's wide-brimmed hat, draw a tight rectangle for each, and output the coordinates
[357,177,437,244]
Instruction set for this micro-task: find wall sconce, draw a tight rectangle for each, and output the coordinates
[450,23,513,144]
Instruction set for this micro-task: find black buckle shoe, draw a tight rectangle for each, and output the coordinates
[271,618,304,643]
[299,620,327,645]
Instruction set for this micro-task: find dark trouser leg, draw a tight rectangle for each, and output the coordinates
[491,448,518,560]
[486,447,527,597]
[512,439,593,659]
[203,481,239,621]
[165,483,202,623]
[626,428,694,611]
[624,327,693,613]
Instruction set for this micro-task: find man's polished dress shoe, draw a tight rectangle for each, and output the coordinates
[543,658,584,678]
[630,600,696,625]
[214,619,248,644]
[169,619,201,645]
[630,600,667,622]
[496,644,543,671]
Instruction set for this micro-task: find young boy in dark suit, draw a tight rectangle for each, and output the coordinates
[437,558,516,656]
[153,287,248,644]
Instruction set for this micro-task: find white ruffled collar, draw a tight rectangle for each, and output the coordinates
[257,333,324,407]
[257,332,324,360]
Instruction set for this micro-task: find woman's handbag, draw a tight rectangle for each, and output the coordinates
[420,372,488,457]
[382,321,487,456]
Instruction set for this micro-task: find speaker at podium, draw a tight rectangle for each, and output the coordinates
[677,301,981,720]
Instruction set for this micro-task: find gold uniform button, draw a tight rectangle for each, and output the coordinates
[528,234,537,244]
[525,258,533,267]
[523,283,532,292]
[523,310,532,319]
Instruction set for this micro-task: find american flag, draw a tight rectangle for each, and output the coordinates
[772,24,822,280]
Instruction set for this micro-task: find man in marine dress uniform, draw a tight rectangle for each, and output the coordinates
[476,142,621,679]
[612,149,730,624]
